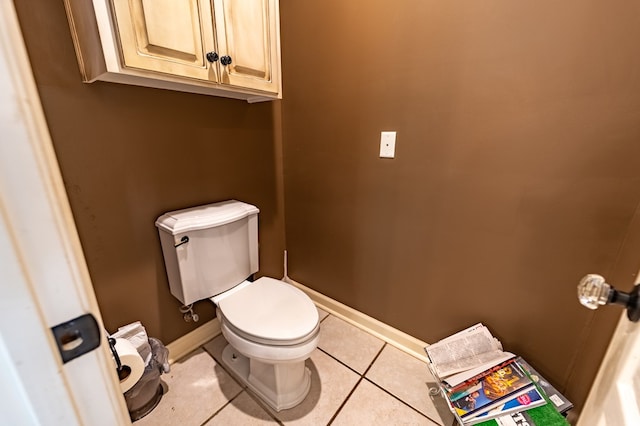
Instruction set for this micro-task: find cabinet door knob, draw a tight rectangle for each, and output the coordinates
[220,55,232,66]
[206,52,219,63]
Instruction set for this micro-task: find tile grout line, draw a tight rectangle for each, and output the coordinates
[316,312,387,378]
[202,312,436,425]
[241,390,285,425]
[316,346,370,377]
[200,315,329,425]
[317,317,440,426]
[357,336,442,425]
[200,341,284,425]
[199,389,244,426]
[361,341,387,377]
[363,377,440,425]
[325,342,387,425]
[198,342,246,425]
[319,311,331,324]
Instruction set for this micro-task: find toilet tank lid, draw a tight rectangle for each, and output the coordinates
[155,200,259,234]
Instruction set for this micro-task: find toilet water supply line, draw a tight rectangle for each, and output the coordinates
[180,304,199,323]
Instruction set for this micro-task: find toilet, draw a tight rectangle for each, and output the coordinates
[155,200,319,411]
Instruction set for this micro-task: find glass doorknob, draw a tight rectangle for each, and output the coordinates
[578,274,612,309]
[577,274,640,322]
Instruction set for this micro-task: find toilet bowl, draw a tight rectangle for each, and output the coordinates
[155,200,319,411]
[212,277,320,411]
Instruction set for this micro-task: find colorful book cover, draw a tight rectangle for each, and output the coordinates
[465,386,546,425]
[450,362,533,419]
[515,357,573,414]
[449,383,483,403]
[446,358,517,398]
[477,411,542,426]
[473,403,570,426]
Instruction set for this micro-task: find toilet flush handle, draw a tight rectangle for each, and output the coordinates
[174,236,189,248]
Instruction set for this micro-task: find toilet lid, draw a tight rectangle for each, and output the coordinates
[217,277,319,344]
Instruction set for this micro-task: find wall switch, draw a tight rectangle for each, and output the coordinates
[380,131,396,158]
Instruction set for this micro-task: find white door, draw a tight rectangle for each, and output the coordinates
[0,2,129,425]
[578,288,640,425]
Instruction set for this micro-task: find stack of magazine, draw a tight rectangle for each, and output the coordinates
[425,323,571,425]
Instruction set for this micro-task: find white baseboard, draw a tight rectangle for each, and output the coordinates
[284,277,429,362]
[165,279,429,365]
[166,318,221,364]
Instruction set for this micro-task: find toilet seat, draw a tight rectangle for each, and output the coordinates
[213,277,319,346]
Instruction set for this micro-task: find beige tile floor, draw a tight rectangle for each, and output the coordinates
[135,308,456,426]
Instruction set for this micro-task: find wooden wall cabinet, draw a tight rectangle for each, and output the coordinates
[64,0,281,102]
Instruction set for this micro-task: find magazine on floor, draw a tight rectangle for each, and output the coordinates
[464,386,546,425]
[425,323,514,387]
[450,361,534,420]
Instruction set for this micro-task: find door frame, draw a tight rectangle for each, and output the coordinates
[0,2,129,424]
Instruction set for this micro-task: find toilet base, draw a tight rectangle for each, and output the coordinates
[221,344,311,412]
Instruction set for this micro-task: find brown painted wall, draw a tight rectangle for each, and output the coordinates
[13,0,640,414]
[280,0,640,412]
[13,0,285,344]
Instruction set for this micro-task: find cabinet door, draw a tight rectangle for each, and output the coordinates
[110,0,218,82]
[213,0,280,94]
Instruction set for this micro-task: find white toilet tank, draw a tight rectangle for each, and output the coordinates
[155,200,260,305]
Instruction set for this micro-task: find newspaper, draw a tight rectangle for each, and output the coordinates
[425,323,514,385]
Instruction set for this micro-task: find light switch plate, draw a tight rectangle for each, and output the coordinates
[380,131,396,158]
